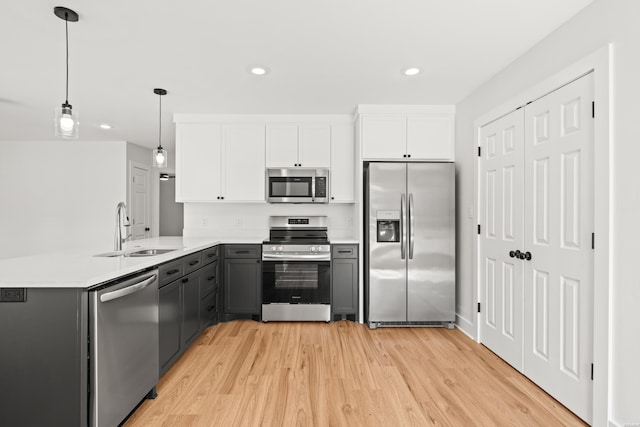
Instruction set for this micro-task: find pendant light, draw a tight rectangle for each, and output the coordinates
[54,7,79,139]
[153,88,168,168]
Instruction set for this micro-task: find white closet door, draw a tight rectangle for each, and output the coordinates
[479,108,525,371]
[523,73,594,423]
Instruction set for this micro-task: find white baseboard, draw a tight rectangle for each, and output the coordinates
[455,313,477,341]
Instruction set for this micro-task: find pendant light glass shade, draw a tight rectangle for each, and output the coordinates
[53,7,79,139]
[153,147,167,168]
[54,103,79,138]
[153,88,168,169]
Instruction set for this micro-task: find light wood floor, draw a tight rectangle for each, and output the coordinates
[125,320,587,427]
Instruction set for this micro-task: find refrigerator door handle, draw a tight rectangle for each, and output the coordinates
[409,192,415,259]
[400,193,406,260]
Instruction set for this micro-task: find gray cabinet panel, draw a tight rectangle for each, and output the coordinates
[159,280,181,374]
[200,291,217,325]
[183,252,203,275]
[182,271,201,346]
[159,258,183,288]
[202,246,219,266]
[224,258,261,315]
[199,263,218,298]
[225,244,261,259]
[0,288,88,427]
[331,244,358,321]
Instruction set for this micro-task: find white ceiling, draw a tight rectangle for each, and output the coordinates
[0,0,593,150]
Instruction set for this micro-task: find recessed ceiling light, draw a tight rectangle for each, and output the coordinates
[99,124,112,130]
[403,67,421,76]
[248,65,270,76]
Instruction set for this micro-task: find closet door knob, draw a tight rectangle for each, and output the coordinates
[509,251,516,258]
[524,251,532,261]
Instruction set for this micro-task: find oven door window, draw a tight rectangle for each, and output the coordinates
[262,261,330,304]
[275,263,318,288]
[269,177,312,198]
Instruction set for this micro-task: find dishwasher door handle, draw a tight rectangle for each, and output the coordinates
[100,274,157,303]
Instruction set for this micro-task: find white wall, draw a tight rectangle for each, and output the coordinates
[184,203,356,241]
[0,140,127,258]
[455,0,639,424]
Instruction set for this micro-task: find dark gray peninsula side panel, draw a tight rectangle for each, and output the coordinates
[0,288,88,427]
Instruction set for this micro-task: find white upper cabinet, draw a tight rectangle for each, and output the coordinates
[176,123,222,202]
[265,124,298,167]
[175,114,353,204]
[330,123,355,202]
[266,123,331,168]
[222,124,266,201]
[359,106,455,161]
[299,125,331,167]
[175,120,265,202]
[406,115,454,160]
[361,116,406,159]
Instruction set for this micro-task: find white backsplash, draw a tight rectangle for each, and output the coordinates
[183,203,357,241]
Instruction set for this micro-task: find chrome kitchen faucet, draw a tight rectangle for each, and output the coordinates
[114,202,131,251]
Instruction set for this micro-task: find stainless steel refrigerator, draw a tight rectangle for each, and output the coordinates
[365,162,455,328]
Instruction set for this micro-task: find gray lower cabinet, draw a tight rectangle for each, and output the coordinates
[181,270,201,347]
[331,244,359,321]
[159,249,213,375]
[199,262,219,327]
[223,244,261,319]
[159,279,182,373]
[0,288,88,427]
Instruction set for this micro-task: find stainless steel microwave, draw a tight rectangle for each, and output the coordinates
[266,168,329,203]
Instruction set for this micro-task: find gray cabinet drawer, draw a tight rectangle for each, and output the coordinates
[158,258,184,288]
[224,244,261,259]
[332,245,358,259]
[199,263,218,298]
[200,291,217,325]
[201,246,219,266]
[183,252,202,275]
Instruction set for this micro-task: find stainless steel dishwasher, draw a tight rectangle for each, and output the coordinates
[89,269,159,427]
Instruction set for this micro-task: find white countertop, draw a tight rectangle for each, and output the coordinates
[0,237,227,289]
[0,237,359,289]
[330,239,360,244]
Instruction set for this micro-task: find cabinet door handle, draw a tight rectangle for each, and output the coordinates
[207,305,215,312]
[234,250,250,254]
[338,250,351,254]
[182,278,189,283]
[207,276,215,281]
[166,269,180,276]
[189,260,199,266]
[207,253,217,258]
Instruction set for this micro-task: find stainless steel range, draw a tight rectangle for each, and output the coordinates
[262,216,331,322]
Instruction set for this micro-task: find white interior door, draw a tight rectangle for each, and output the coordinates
[523,73,594,423]
[479,108,525,371]
[130,164,150,240]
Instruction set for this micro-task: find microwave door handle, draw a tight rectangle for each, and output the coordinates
[400,193,406,260]
[311,176,316,202]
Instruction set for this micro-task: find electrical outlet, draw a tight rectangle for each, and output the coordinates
[233,217,243,227]
[0,288,26,302]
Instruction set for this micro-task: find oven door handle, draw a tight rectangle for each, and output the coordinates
[262,253,331,261]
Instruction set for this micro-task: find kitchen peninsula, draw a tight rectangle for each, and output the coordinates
[0,236,244,427]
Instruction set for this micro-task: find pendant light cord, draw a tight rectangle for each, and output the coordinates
[158,92,162,148]
[65,12,69,104]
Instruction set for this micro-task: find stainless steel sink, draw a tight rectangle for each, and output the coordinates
[128,248,176,257]
[94,248,178,258]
